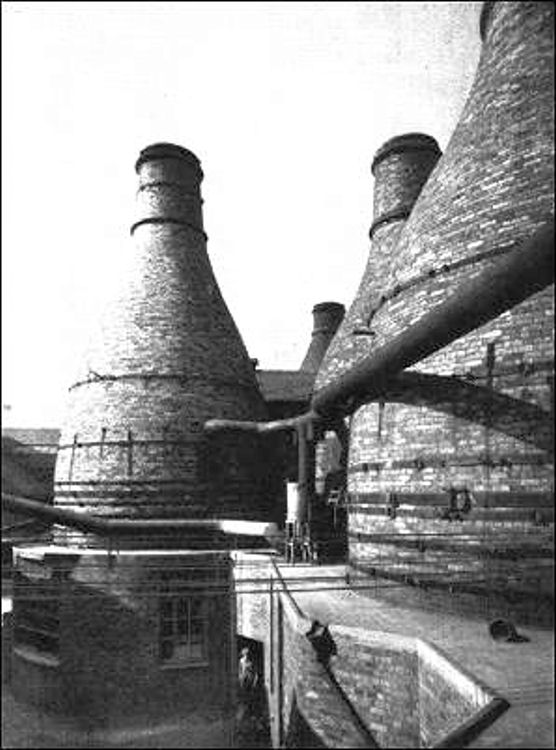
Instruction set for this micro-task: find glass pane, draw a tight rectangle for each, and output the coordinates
[160,598,173,619]
[189,642,203,660]
[176,598,187,635]
[189,598,205,618]
[160,639,174,660]
[190,619,205,643]
[160,618,173,637]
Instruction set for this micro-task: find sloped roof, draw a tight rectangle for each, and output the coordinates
[2,428,60,448]
[256,370,314,404]
[1,437,56,502]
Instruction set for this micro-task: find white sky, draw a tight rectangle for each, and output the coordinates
[2,1,482,427]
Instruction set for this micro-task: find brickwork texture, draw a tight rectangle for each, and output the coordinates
[313,1,554,612]
[53,144,276,537]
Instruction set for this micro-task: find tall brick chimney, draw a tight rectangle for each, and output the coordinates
[316,133,441,388]
[54,143,271,543]
[300,302,345,373]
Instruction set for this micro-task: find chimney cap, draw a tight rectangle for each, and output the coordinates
[312,301,345,315]
[371,133,441,174]
[479,1,496,41]
[135,142,202,173]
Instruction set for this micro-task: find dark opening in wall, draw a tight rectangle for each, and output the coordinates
[236,635,271,748]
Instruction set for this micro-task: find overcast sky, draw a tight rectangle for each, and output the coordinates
[2,1,482,427]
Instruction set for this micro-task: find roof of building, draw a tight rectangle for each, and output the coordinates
[1,428,60,448]
[256,370,314,404]
[1,437,56,502]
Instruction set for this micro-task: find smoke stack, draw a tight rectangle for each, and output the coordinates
[316,0,554,392]
[316,133,441,387]
[54,143,270,543]
[370,133,441,240]
[300,302,345,373]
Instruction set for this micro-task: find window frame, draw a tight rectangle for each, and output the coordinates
[158,592,210,669]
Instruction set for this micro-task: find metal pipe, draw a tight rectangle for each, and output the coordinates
[205,410,320,435]
[312,223,554,417]
[1,493,278,538]
[296,422,316,529]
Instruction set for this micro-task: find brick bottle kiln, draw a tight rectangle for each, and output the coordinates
[54,142,273,533]
[11,144,275,735]
[315,0,554,621]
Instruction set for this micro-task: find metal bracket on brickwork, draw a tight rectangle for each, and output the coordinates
[377,400,385,441]
[386,492,399,519]
[127,429,133,477]
[99,427,107,458]
[533,509,549,527]
[68,434,78,481]
[439,487,473,521]
[106,537,116,570]
[351,327,376,336]
[413,457,425,472]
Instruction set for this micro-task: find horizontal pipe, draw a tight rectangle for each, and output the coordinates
[312,223,554,416]
[1,493,278,539]
[205,410,320,435]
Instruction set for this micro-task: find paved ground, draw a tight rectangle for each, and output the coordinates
[278,562,555,749]
[1,689,233,749]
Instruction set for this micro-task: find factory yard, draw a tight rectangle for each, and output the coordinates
[1,688,233,749]
[3,563,552,749]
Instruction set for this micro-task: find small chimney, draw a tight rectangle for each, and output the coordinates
[300,302,345,373]
[369,133,441,240]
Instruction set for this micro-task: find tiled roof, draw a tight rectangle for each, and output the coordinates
[256,370,314,404]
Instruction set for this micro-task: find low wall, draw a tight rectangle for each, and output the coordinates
[234,553,508,748]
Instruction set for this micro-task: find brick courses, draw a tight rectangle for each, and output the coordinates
[314,1,554,609]
[53,144,272,537]
[300,302,345,373]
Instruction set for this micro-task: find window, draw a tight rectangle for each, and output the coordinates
[159,595,208,667]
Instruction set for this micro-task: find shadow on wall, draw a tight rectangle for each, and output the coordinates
[386,371,553,452]
[284,694,326,748]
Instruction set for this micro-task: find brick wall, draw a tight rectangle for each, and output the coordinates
[11,549,234,728]
[234,555,500,747]
[328,627,420,747]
